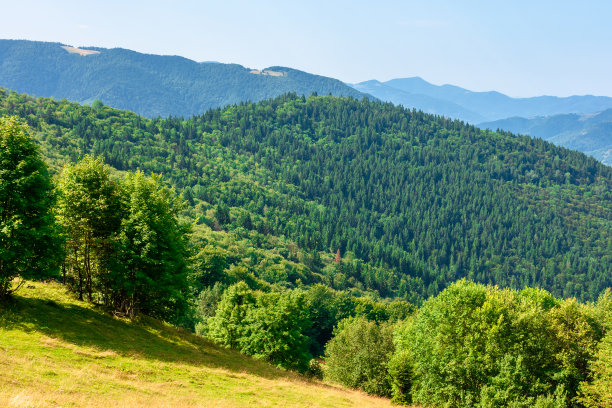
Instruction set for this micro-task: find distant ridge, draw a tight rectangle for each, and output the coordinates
[353,76,612,164]
[352,76,612,123]
[0,39,369,117]
[352,80,486,123]
[383,77,612,121]
[480,109,612,165]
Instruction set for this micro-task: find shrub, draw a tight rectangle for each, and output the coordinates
[324,317,395,397]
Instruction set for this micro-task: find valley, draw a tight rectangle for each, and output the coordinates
[1,10,611,406]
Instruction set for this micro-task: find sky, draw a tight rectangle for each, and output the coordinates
[2,0,611,97]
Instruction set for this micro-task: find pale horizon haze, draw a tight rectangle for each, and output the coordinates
[2,0,611,97]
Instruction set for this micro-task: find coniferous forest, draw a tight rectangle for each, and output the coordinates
[1,87,611,408]
[1,88,609,301]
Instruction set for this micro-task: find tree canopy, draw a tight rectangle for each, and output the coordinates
[0,117,62,297]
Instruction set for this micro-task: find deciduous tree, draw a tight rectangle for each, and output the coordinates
[0,117,62,297]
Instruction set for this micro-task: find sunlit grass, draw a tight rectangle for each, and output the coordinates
[0,281,394,407]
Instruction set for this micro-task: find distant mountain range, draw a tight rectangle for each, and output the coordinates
[0,39,367,117]
[480,110,612,165]
[352,77,612,123]
[352,80,486,123]
[352,77,612,165]
[1,38,611,165]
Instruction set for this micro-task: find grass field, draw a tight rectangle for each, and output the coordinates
[0,281,395,408]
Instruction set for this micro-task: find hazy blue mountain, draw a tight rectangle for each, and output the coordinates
[480,110,612,165]
[383,77,612,122]
[352,80,486,123]
[0,39,368,117]
[356,76,612,163]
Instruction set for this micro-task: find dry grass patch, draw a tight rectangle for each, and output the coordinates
[0,281,394,408]
[61,45,100,56]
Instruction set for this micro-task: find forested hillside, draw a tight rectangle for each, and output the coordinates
[0,88,610,303]
[0,39,367,118]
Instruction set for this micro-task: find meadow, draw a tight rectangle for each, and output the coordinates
[0,281,395,408]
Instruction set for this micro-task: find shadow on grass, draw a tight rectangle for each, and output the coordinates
[0,289,294,381]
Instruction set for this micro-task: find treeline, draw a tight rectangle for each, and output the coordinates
[197,282,412,368]
[0,88,609,302]
[0,117,190,322]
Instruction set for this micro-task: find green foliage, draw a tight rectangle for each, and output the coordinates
[391,280,605,408]
[55,155,122,301]
[55,157,191,323]
[1,88,609,303]
[204,281,412,372]
[190,247,230,293]
[304,284,354,356]
[324,317,395,397]
[0,117,62,297]
[388,350,413,405]
[547,300,603,400]
[576,290,612,408]
[240,290,312,372]
[214,201,231,226]
[194,282,226,336]
[111,171,191,322]
[206,282,256,348]
[206,283,312,371]
[577,330,612,408]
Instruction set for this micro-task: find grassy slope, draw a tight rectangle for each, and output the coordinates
[0,282,394,408]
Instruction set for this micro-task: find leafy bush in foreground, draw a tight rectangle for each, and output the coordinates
[391,280,605,408]
[324,317,395,396]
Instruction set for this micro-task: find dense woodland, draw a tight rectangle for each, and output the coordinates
[0,89,611,408]
[0,88,609,302]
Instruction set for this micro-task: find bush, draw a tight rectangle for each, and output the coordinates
[206,284,312,372]
[388,350,413,405]
[390,280,604,407]
[240,290,312,372]
[306,359,324,379]
[324,317,395,397]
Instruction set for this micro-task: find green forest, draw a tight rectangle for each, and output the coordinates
[1,88,609,302]
[1,88,611,408]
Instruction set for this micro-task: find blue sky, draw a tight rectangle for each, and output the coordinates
[2,0,611,97]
